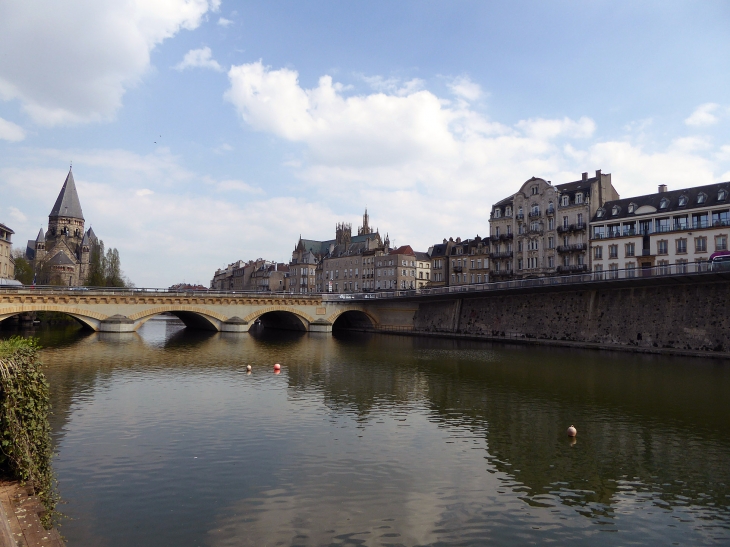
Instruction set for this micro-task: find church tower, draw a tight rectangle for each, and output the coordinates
[47,167,85,245]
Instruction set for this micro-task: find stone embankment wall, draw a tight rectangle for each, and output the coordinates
[413,281,730,353]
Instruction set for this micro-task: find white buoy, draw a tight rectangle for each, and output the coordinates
[246,365,252,372]
[567,425,577,437]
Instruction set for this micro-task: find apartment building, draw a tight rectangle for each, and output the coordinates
[0,223,14,281]
[375,245,419,290]
[490,170,619,279]
[589,182,730,276]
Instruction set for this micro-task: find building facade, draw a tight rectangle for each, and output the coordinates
[490,170,619,279]
[0,223,14,280]
[589,182,730,276]
[25,168,98,286]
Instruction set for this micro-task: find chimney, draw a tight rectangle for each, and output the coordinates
[582,172,588,181]
[658,184,668,193]
[595,169,602,178]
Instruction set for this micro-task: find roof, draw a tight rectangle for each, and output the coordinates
[414,251,430,261]
[35,228,45,242]
[50,168,84,220]
[0,223,14,235]
[591,181,730,222]
[390,245,415,256]
[430,243,448,257]
[556,176,597,194]
[47,252,76,266]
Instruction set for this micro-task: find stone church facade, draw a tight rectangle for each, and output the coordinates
[26,168,98,286]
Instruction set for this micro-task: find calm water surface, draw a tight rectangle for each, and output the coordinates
[5,318,730,546]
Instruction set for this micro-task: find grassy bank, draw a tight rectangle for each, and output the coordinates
[0,337,58,528]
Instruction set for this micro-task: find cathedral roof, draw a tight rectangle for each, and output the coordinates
[50,168,84,220]
[47,251,76,266]
[35,228,45,242]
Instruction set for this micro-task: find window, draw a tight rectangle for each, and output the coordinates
[532,186,539,195]
[577,254,585,266]
[697,193,707,204]
[548,201,554,214]
[656,218,670,232]
[677,259,688,273]
[719,189,727,201]
[593,226,605,239]
[609,245,618,258]
[507,225,512,235]
[612,205,620,216]
[678,195,688,206]
[596,208,605,218]
[563,235,569,247]
[609,263,619,279]
[695,237,707,252]
[518,206,523,217]
[563,216,569,229]
[575,193,583,204]
[676,239,687,254]
[692,213,708,229]
[674,215,688,230]
[716,235,728,251]
[548,236,555,249]
[562,195,569,206]
[517,241,523,252]
[494,209,501,218]
[505,206,512,216]
[594,246,603,259]
[548,218,555,230]
[713,210,730,226]
[530,221,539,231]
[518,258,523,270]
[625,243,635,257]
[660,198,669,209]
[495,227,500,237]
[563,255,570,267]
[628,203,636,214]
[657,240,668,255]
[577,213,583,226]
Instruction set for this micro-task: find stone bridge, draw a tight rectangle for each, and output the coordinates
[0,289,417,333]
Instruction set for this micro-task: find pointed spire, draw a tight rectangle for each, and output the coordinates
[35,228,45,242]
[50,167,84,220]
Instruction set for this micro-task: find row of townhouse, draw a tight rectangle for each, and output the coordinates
[0,223,15,281]
[210,170,730,292]
[210,258,290,291]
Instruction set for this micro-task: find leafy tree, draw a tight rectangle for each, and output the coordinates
[104,248,124,287]
[85,239,106,287]
[11,249,33,284]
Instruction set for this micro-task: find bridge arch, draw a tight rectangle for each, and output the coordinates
[0,304,105,331]
[129,306,227,332]
[243,306,315,332]
[330,309,377,331]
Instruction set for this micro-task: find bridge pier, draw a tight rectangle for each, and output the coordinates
[221,317,249,333]
[99,314,135,333]
[308,320,333,333]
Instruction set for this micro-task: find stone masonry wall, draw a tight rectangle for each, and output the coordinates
[413,281,730,352]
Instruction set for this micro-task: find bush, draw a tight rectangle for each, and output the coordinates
[0,337,58,527]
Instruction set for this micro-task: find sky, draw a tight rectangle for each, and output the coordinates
[1,1,729,287]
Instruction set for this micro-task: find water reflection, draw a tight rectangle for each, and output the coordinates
[4,317,730,546]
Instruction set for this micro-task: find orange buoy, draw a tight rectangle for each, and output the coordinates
[567,425,577,437]
[273,363,281,371]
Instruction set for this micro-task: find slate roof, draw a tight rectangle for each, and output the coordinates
[591,181,730,222]
[414,251,431,261]
[35,228,45,242]
[430,243,448,257]
[50,168,84,220]
[47,252,76,266]
[0,223,14,235]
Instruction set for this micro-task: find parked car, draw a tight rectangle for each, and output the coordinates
[339,294,354,299]
[710,251,730,271]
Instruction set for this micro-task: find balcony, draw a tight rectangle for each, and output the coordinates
[556,243,587,253]
[528,210,541,218]
[557,225,571,234]
[556,264,589,273]
[491,251,513,259]
[452,265,463,273]
[546,207,555,216]
[516,213,524,220]
[499,233,513,241]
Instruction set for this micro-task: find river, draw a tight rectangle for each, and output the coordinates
[3,316,730,546]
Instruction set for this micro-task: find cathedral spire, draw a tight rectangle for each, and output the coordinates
[50,167,84,220]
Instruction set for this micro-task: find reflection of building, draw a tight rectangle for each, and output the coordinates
[0,223,14,280]
[589,182,730,276]
[490,170,619,279]
[25,168,98,286]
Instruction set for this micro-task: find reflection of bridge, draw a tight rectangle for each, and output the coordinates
[0,289,417,333]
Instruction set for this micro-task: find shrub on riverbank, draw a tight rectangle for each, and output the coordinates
[0,337,58,527]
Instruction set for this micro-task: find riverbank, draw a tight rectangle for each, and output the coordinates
[0,481,63,547]
[368,327,730,360]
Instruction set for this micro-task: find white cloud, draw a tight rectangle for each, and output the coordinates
[0,117,26,141]
[0,0,220,126]
[516,117,596,140]
[136,189,154,197]
[174,47,224,72]
[448,75,483,102]
[361,75,424,96]
[685,103,720,127]
[217,17,233,27]
[8,207,27,224]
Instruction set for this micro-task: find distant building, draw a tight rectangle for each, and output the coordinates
[0,222,14,280]
[589,181,730,276]
[26,168,99,286]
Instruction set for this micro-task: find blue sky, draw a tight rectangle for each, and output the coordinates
[1,1,729,287]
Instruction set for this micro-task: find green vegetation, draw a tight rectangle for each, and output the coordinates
[86,238,133,287]
[0,337,58,528]
[11,250,33,285]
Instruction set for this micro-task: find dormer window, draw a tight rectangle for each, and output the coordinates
[494,209,501,218]
[697,192,707,204]
[628,203,636,214]
[575,193,583,204]
[678,195,688,206]
[505,206,512,216]
[596,208,605,218]
[719,189,728,201]
[561,195,569,206]
[659,198,669,209]
[612,205,621,216]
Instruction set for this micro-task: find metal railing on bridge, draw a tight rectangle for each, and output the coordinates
[1,262,728,301]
